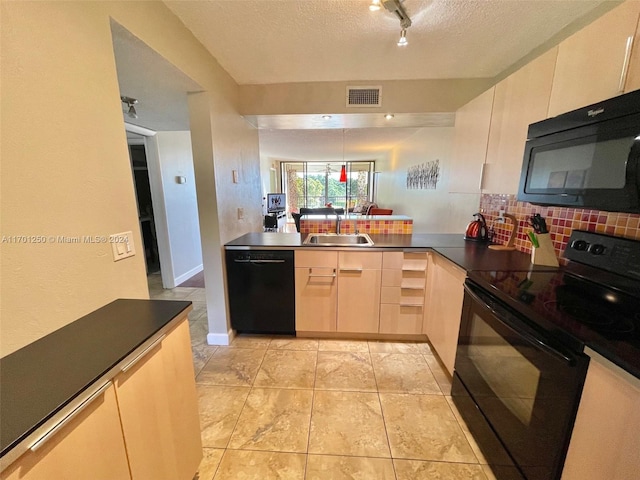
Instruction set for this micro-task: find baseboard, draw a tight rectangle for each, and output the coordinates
[174,264,203,286]
[207,330,235,346]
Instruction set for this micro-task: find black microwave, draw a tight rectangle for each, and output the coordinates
[517,89,640,213]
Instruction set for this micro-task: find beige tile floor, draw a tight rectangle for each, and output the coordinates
[148,274,496,480]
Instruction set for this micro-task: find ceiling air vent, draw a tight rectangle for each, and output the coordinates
[346,86,382,107]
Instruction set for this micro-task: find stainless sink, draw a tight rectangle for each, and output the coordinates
[303,233,374,246]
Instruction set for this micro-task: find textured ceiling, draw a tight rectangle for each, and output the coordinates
[111,21,202,132]
[164,0,605,85]
[112,1,608,159]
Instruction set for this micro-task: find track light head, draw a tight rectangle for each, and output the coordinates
[121,96,139,119]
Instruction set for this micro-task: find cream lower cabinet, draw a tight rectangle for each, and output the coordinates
[424,253,466,375]
[379,251,428,334]
[337,251,382,333]
[0,384,131,480]
[548,1,640,117]
[295,250,338,332]
[561,352,640,480]
[114,318,202,480]
[0,316,200,480]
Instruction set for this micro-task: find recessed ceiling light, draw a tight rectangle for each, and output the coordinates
[385,114,395,120]
[322,115,332,120]
[369,0,381,11]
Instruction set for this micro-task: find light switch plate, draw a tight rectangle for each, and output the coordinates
[110,231,135,262]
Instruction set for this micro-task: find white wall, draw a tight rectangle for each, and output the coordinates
[153,131,203,286]
[376,127,480,234]
[0,1,261,355]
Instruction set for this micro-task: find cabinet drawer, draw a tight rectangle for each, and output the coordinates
[382,268,426,287]
[338,251,382,270]
[379,304,424,335]
[382,251,428,270]
[381,286,425,305]
[295,250,338,268]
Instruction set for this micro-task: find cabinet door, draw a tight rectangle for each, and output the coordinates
[483,47,557,194]
[0,384,130,480]
[114,318,202,480]
[337,252,382,333]
[449,87,495,193]
[295,266,337,332]
[548,1,640,117]
[561,354,640,480]
[379,304,424,335]
[424,255,466,375]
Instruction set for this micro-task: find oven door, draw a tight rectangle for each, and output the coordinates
[453,281,588,480]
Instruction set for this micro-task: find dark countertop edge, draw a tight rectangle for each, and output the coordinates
[225,233,469,250]
[0,299,192,466]
[224,233,558,273]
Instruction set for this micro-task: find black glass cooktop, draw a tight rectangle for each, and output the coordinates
[468,267,640,379]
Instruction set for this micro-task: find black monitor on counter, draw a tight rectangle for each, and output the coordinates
[267,193,286,213]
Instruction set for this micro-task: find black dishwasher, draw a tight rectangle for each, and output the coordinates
[225,250,295,335]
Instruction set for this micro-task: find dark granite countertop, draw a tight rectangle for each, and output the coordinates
[225,232,468,249]
[433,245,560,272]
[0,299,191,460]
[224,232,556,273]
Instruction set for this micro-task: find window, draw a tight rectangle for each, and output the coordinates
[281,161,375,214]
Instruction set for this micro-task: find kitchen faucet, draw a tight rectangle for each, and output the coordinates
[335,210,341,234]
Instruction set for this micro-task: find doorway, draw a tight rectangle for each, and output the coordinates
[128,141,161,274]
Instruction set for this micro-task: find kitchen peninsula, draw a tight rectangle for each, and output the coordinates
[0,299,202,480]
[225,232,554,372]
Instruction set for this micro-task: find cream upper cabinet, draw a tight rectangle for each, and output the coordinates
[337,251,382,333]
[424,254,466,375]
[379,251,429,335]
[626,9,640,91]
[482,47,558,194]
[548,1,640,117]
[449,87,495,193]
[295,250,338,332]
[562,352,640,480]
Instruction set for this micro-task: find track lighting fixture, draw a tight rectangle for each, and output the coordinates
[121,96,138,119]
[369,0,413,47]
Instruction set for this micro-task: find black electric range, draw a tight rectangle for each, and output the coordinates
[468,230,640,379]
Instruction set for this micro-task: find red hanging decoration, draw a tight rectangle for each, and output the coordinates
[339,165,347,183]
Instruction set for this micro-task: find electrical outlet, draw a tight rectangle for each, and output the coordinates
[237,207,244,220]
[497,209,506,223]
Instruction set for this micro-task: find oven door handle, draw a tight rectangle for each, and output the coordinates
[464,283,577,366]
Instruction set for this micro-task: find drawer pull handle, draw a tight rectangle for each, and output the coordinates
[400,286,424,291]
[339,268,363,273]
[402,267,426,272]
[618,35,634,93]
[308,268,336,278]
[121,334,166,373]
[399,303,423,308]
[30,381,111,452]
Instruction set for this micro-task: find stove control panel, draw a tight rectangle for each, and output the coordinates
[565,230,640,280]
